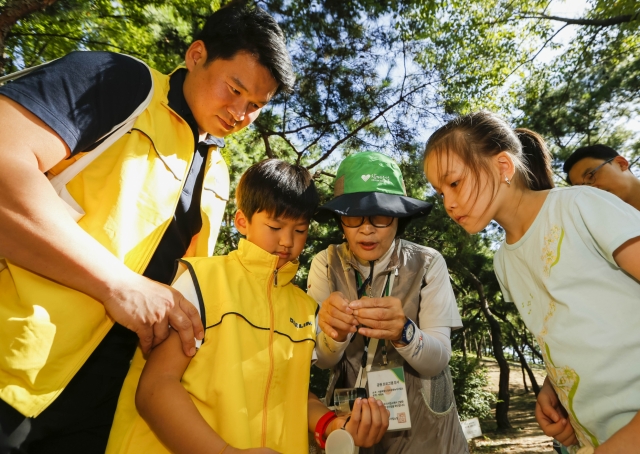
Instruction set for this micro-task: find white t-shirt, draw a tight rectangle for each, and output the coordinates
[494,186,640,448]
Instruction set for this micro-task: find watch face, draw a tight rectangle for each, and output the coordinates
[405,323,415,342]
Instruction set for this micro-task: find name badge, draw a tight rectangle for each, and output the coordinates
[367,366,411,431]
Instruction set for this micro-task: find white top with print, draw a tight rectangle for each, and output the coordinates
[494,186,640,449]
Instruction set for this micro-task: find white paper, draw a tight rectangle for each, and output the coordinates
[367,366,411,431]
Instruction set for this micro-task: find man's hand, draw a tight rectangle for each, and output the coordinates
[102,272,204,356]
[535,377,578,447]
[318,291,358,341]
[331,397,390,447]
[348,296,406,341]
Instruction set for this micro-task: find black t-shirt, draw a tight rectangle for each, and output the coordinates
[0,51,224,285]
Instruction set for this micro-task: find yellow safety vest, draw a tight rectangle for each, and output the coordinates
[0,67,229,417]
[106,239,317,453]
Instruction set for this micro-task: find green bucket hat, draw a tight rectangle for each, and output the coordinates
[317,152,432,219]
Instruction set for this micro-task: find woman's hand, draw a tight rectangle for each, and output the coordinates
[318,291,358,341]
[535,377,578,447]
[349,296,407,341]
[330,397,390,447]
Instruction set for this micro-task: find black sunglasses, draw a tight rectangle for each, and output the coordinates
[340,215,395,228]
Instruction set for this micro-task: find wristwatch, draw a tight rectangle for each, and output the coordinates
[400,318,415,345]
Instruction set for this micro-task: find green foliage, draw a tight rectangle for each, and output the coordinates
[3,0,217,75]
[449,353,496,421]
[515,0,640,169]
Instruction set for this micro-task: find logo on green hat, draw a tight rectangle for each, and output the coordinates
[334,152,406,197]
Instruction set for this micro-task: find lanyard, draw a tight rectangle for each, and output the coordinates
[354,265,392,387]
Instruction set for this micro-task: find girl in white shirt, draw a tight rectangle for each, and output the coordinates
[424,111,640,454]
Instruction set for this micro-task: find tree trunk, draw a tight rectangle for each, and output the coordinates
[521,363,529,393]
[461,329,468,360]
[512,340,541,396]
[0,0,58,74]
[466,270,512,430]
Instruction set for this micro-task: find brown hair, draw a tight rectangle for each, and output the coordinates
[515,128,554,190]
[424,112,553,203]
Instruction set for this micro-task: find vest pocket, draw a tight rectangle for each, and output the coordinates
[0,306,57,384]
[419,366,456,415]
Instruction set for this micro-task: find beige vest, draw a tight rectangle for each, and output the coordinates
[324,239,469,454]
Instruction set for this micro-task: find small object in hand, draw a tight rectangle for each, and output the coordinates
[334,387,368,416]
[325,428,355,454]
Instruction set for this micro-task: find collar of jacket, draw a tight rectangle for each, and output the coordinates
[235,238,299,286]
[337,238,402,276]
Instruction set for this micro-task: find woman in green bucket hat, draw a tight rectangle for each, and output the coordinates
[308,152,469,453]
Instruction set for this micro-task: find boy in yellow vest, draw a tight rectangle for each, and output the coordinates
[107,159,389,454]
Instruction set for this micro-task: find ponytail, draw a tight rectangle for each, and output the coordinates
[515,128,554,191]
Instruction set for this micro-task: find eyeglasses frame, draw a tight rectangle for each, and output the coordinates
[583,157,615,185]
[340,215,395,228]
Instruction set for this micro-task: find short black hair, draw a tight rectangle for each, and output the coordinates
[195,1,295,94]
[563,144,620,184]
[236,159,319,222]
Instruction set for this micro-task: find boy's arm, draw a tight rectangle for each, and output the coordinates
[307,392,389,448]
[613,236,640,281]
[136,329,228,454]
[595,411,640,453]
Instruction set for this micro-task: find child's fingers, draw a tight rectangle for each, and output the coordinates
[538,415,569,438]
[536,396,561,423]
[371,399,389,444]
[355,398,372,443]
[348,397,362,426]
[556,421,578,447]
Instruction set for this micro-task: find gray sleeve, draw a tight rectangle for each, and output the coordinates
[307,250,352,369]
[394,252,460,377]
[418,253,463,329]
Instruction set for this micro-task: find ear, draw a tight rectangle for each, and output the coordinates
[494,151,516,182]
[235,210,249,236]
[614,155,630,172]
[185,40,207,72]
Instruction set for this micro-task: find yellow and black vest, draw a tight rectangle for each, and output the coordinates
[0,67,229,417]
[106,239,317,453]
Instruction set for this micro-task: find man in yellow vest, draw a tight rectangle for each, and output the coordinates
[0,3,293,453]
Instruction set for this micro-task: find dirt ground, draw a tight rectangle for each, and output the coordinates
[468,358,555,454]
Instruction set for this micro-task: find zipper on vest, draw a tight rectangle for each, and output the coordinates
[261,267,277,446]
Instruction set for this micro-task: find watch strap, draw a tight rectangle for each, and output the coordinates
[401,318,415,344]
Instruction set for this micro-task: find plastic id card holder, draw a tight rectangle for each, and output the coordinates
[367,365,411,431]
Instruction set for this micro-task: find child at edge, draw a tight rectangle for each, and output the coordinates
[423,111,640,454]
[106,159,390,454]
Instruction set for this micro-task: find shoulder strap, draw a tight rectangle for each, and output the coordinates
[2,53,154,191]
[0,58,58,86]
[40,55,154,220]
[49,55,154,191]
